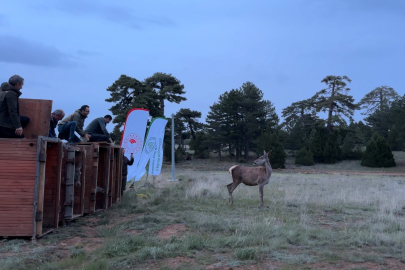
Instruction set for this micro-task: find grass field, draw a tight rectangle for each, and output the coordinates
[1,152,405,269]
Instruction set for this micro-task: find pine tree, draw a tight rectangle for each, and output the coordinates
[359,85,399,115]
[387,125,402,151]
[310,127,328,163]
[189,131,210,159]
[255,132,286,169]
[341,132,361,160]
[312,76,358,133]
[105,75,161,141]
[175,109,202,141]
[144,72,186,116]
[323,133,339,164]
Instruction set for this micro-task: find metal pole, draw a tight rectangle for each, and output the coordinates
[171,114,175,180]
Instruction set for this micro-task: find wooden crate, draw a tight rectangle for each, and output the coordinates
[19,98,52,139]
[59,146,87,222]
[0,137,62,238]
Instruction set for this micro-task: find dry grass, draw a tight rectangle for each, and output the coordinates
[1,154,405,269]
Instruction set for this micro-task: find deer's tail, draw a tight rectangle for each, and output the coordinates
[228,165,239,174]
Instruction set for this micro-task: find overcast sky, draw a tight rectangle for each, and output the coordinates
[0,0,404,133]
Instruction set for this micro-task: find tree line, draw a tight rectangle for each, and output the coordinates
[106,74,404,168]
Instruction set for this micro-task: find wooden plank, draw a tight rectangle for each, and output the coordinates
[109,149,115,206]
[35,138,47,236]
[54,141,63,227]
[0,215,33,219]
[0,188,34,192]
[19,98,52,139]
[0,213,34,217]
[0,206,33,210]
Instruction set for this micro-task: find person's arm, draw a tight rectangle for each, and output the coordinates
[72,113,87,137]
[49,126,56,138]
[6,93,21,129]
[98,118,111,138]
[128,153,134,166]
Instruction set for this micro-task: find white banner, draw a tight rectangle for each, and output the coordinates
[134,117,168,181]
[120,108,149,181]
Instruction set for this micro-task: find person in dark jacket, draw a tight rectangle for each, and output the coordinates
[122,153,134,196]
[0,75,30,138]
[49,109,65,138]
[84,115,114,143]
[58,105,91,145]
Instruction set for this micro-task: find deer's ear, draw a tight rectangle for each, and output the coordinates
[263,150,266,156]
[267,150,272,156]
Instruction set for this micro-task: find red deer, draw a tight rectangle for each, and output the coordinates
[227,150,272,207]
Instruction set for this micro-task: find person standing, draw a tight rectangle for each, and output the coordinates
[122,153,134,196]
[0,75,30,138]
[58,105,91,145]
[84,115,114,143]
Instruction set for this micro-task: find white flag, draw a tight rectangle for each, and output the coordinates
[120,108,149,181]
[149,133,164,176]
[133,117,168,181]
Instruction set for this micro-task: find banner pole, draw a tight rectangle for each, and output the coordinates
[171,114,175,181]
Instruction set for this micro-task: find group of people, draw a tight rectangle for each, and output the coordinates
[0,75,134,195]
[0,75,113,145]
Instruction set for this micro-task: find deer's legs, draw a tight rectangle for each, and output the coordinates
[227,182,240,205]
[259,185,264,207]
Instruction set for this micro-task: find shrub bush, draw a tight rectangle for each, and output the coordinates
[361,134,396,167]
[295,147,314,166]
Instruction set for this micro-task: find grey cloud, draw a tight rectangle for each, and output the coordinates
[51,1,176,30]
[0,35,77,67]
[77,50,102,56]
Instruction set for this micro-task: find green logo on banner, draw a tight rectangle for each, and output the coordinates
[145,137,157,154]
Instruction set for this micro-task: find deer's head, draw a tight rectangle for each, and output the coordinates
[253,150,271,165]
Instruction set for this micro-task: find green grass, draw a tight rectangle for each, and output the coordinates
[1,165,405,269]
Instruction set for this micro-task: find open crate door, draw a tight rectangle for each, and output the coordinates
[77,144,99,214]
[35,137,63,237]
[95,144,111,211]
[60,146,87,222]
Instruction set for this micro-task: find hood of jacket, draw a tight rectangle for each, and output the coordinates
[1,82,21,97]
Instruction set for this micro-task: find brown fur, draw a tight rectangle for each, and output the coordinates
[227,150,272,207]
